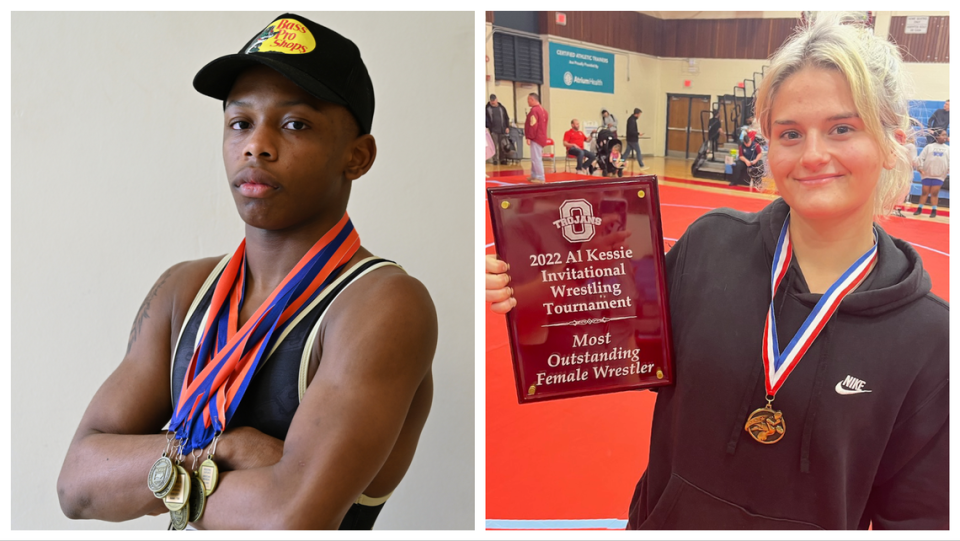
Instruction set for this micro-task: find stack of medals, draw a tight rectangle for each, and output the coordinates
[145,214,359,529]
[148,436,220,530]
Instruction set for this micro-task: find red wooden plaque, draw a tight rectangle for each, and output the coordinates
[488,177,674,403]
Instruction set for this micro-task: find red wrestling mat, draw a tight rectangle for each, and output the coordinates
[484,180,949,530]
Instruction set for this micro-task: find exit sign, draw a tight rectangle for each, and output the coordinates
[556,12,567,26]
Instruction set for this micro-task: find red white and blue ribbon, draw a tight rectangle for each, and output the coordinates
[170,214,360,452]
[762,214,877,396]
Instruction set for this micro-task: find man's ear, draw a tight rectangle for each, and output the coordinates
[344,134,377,181]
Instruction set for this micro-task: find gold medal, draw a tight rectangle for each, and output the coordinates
[745,401,786,444]
[163,465,191,511]
[188,471,206,522]
[147,456,174,493]
[170,505,189,530]
[199,457,219,496]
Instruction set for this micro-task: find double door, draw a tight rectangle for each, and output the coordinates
[665,94,711,159]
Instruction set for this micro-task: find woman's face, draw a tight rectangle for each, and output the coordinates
[766,66,893,223]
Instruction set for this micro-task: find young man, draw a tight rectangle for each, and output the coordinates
[914,128,950,218]
[624,107,646,169]
[524,93,549,183]
[57,13,438,530]
[562,119,596,174]
[486,94,511,165]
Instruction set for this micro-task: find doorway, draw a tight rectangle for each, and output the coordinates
[665,93,711,159]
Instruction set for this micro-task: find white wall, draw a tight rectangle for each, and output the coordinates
[11,11,474,530]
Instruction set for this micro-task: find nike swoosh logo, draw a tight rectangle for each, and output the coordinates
[835,382,872,395]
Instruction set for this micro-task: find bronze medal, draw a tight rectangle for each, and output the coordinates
[163,465,191,511]
[170,505,189,530]
[147,456,174,493]
[153,471,176,499]
[745,404,786,444]
[188,471,206,522]
[199,457,219,496]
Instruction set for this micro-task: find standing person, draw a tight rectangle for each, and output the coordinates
[486,94,511,165]
[601,109,618,138]
[57,13,439,530]
[707,109,724,159]
[563,119,597,175]
[914,129,950,218]
[624,108,647,169]
[487,12,947,529]
[926,99,949,144]
[524,93,548,183]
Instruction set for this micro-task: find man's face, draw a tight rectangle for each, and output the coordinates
[572,119,580,130]
[527,95,536,107]
[944,100,950,112]
[223,65,359,232]
[490,98,498,107]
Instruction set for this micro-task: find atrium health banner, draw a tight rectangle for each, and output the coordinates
[549,42,615,94]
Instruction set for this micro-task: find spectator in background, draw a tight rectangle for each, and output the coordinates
[563,119,597,175]
[926,99,949,144]
[730,129,763,187]
[524,93,548,184]
[914,128,950,218]
[485,94,511,165]
[601,109,618,138]
[738,114,761,143]
[624,108,647,170]
[707,109,724,159]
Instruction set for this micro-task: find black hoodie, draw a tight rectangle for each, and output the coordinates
[627,198,949,530]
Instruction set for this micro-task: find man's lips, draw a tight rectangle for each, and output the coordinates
[234,169,280,197]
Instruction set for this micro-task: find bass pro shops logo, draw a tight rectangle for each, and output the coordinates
[554,199,601,243]
[245,18,317,55]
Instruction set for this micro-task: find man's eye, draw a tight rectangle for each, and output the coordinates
[230,121,250,130]
[780,130,801,140]
[284,121,307,130]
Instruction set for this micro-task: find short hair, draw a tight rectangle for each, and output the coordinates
[528,93,539,102]
[755,12,913,217]
[490,94,497,100]
[570,119,577,126]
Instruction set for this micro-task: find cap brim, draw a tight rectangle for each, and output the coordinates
[193,54,347,107]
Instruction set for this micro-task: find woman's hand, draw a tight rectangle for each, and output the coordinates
[485,254,515,314]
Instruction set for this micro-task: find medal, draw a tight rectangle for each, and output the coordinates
[163,465,191,512]
[199,457,219,496]
[746,214,877,444]
[147,455,174,493]
[745,399,785,444]
[188,471,206,522]
[170,505,189,530]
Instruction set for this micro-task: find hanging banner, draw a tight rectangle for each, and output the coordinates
[549,42,615,94]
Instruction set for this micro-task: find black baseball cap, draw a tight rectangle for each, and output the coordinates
[193,13,375,134]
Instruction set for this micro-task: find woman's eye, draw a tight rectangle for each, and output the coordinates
[780,130,801,140]
[284,120,307,130]
[834,125,853,135]
[229,120,250,130]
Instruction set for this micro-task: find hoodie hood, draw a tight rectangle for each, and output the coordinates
[758,198,932,316]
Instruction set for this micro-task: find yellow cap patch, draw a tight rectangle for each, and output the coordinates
[245,18,316,55]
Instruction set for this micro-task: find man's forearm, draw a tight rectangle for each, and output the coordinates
[58,432,172,522]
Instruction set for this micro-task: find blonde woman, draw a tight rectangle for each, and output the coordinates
[486,13,947,529]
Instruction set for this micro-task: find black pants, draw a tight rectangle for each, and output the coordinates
[730,160,749,186]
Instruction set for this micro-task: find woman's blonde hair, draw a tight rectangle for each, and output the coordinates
[754,12,915,217]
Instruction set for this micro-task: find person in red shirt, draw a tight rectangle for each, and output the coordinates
[563,119,597,175]
[524,93,549,183]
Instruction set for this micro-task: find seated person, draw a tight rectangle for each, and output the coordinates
[730,130,763,186]
[563,119,597,174]
[609,143,626,177]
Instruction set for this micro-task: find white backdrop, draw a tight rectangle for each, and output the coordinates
[11,11,474,530]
